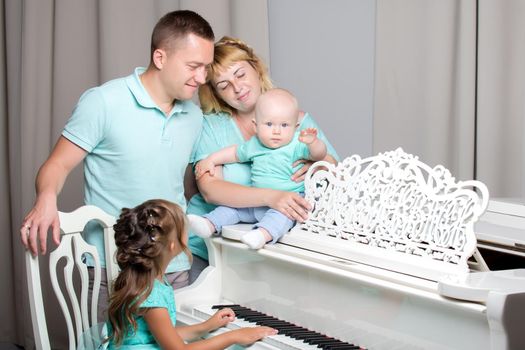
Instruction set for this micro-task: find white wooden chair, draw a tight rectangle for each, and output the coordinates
[25,205,118,350]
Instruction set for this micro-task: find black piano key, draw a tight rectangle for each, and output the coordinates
[319,341,350,349]
[237,314,268,319]
[271,326,303,333]
[264,318,295,327]
[262,322,296,328]
[211,304,240,309]
[303,336,331,342]
[314,339,341,344]
[254,319,285,326]
[306,337,340,346]
[242,315,275,321]
[287,330,316,338]
[324,345,361,350]
[235,310,265,316]
[294,331,323,339]
[279,328,310,336]
[295,333,325,341]
[308,338,341,345]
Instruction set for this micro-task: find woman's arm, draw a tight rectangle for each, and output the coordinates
[197,166,310,222]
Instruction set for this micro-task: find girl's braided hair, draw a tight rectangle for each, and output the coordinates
[107,199,189,346]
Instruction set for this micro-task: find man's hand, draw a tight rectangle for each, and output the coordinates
[20,193,60,256]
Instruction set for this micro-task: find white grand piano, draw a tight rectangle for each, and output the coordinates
[175,148,525,350]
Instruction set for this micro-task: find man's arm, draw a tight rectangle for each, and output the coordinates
[21,136,87,255]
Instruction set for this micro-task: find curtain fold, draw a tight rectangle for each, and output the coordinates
[2,1,269,348]
[374,0,477,180]
[374,0,525,197]
[476,0,525,198]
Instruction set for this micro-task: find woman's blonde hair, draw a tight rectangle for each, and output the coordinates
[199,36,273,115]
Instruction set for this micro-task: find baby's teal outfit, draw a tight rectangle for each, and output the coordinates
[237,133,310,192]
[108,278,176,349]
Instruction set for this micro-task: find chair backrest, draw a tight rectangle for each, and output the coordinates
[25,205,117,350]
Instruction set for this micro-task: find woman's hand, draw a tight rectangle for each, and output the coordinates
[292,154,338,183]
[267,190,311,222]
[291,159,314,183]
[204,308,236,332]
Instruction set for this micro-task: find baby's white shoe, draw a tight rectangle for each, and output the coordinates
[240,229,268,249]
[187,214,215,238]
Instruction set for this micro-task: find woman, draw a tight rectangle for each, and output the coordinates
[186,36,339,283]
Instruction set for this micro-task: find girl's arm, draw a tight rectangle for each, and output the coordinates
[197,166,311,222]
[176,308,234,340]
[144,308,276,350]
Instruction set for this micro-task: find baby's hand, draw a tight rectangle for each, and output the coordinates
[195,158,216,179]
[204,308,236,331]
[298,128,318,144]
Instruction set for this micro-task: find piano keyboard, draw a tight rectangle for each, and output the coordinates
[194,304,366,350]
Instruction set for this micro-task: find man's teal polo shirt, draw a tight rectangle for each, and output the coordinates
[62,67,202,272]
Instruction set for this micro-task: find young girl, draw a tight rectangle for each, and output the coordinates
[107,199,276,349]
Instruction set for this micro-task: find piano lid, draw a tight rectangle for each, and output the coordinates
[474,198,525,254]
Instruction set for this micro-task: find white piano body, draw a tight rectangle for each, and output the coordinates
[475,198,525,264]
[175,148,525,350]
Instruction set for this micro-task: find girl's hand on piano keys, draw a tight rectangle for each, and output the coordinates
[204,307,236,331]
[230,326,278,346]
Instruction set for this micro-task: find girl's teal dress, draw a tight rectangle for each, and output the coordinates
[107,278,177,349]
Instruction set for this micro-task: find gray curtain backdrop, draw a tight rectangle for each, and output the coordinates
[476,0,525,198]
[1,0,269,348]
[374,0,525,199]
[374,0,478,180]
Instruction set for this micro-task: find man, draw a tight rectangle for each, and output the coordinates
[20,10,214,320]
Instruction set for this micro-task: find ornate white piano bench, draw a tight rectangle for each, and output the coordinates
[175,148,525,350]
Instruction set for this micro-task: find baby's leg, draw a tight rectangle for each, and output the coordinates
[241,208,295,249]
[187,215,216,238]
[189,206,254,238]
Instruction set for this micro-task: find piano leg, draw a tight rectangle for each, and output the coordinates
[487,291,525,350]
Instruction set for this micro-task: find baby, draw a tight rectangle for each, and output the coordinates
[188,88,327,249]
